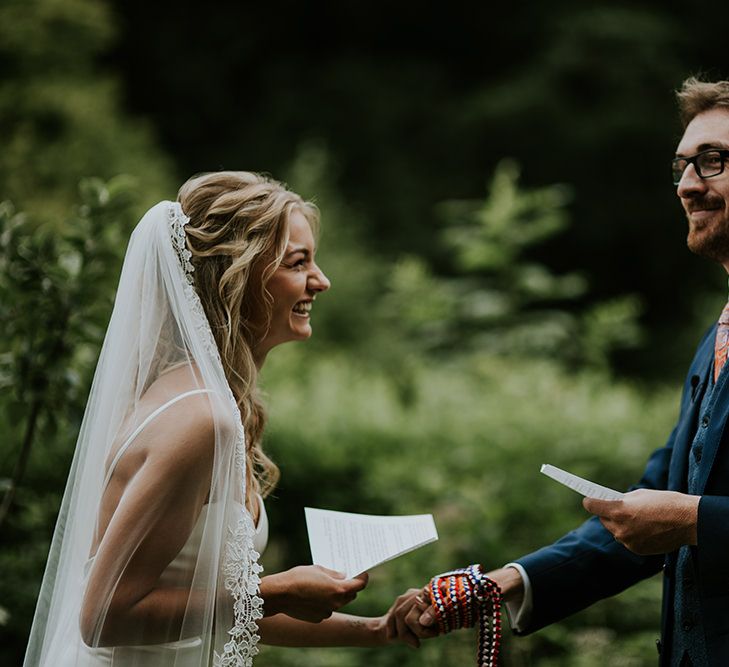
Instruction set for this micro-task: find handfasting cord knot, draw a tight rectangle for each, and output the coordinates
[427,564,502,667]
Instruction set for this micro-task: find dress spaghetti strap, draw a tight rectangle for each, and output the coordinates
[101,389,214,493]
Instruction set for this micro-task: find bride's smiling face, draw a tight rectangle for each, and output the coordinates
[254,210,330,360]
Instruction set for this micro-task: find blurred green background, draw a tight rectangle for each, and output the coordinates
[2,0,729,664]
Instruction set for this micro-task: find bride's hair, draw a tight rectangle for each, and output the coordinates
[178,171,319,505]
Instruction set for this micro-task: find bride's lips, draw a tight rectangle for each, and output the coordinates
[291,300,312,318]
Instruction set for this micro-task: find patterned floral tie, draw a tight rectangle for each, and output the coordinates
[715,301,729,382]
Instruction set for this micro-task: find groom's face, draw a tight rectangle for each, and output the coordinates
[675,108,729,268]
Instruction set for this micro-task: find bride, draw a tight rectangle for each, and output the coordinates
[23,172,401,666]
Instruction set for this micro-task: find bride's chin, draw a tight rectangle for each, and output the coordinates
[288,320,312,338]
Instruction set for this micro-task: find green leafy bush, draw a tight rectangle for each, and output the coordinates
[0,178,138,664]
[0,156,676,666]
[256,346,675,666]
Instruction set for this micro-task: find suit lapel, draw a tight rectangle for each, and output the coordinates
[668,332,714,492]
[697,363,729,494]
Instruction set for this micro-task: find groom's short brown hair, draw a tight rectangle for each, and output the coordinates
[677,76,729,128]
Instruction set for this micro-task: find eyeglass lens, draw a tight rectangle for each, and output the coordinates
[673,150,725,185]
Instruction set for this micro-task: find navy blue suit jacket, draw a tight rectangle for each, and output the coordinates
[515,325,729,666]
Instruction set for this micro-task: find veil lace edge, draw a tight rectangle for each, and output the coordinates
[168,202,263,666]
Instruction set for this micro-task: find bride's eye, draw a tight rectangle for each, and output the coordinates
[281,251,309,271]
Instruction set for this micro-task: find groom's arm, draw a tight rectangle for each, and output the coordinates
[400,329,714,641]
[513,326,716,632]
[509,437,675,634]
[402,442,674,639]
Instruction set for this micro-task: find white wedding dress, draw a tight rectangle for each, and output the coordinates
[48,390,269,666]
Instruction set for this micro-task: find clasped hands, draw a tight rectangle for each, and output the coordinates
[381,489,701,648]
[265,490,700,647]
[381,565,523,648]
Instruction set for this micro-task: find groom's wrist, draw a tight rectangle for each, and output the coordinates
[487,566,524,606]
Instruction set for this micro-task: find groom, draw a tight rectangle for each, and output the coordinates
[392,77,729,666]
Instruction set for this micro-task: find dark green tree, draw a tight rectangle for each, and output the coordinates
[0,0,174,221]
[0,178,138,664]
[379,161,643,372]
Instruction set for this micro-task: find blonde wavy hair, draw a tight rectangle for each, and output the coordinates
[177,171,319,507]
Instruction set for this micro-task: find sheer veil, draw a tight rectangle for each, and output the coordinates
[24,201,263,666]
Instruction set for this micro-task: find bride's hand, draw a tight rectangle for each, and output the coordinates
[384,585,439,648]
[260,565,368,622]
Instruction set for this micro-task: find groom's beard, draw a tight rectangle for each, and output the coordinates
[686,194,729,263]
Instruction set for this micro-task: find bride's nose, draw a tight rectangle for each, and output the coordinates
[308,264,331,293]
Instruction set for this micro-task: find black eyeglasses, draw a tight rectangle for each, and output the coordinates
[672,148,729,186]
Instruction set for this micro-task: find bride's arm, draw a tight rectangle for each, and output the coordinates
[258,612,391,647]
[80,399,216,647]
[80,397,370,647]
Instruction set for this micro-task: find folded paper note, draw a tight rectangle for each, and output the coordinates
[540,464,624,500]
[305,508,438,578]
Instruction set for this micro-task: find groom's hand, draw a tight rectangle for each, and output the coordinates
[583,489,700,555]
[385,586,438,648]
[416,567,524,629]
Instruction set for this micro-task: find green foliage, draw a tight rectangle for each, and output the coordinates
[256,150,669,665]
[0,0,175,222]
[0,149,667,666]
[282,142,390,352]
[442,159,574,273]
[0,178,135,441]
[0,176,134,408]
[0,179,137,663]
[284,148,644,392]
[103,0,727,380]
[371,161,643,372]
[255,346,676,666]
[0,4,693,666]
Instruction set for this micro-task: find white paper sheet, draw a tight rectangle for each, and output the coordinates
[540,464,624,500]
[305,508,438,578]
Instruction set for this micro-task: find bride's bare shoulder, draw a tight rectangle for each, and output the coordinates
[96,365,235,547]
[137,365,237,460]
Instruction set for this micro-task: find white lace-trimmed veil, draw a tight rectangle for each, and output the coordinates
[23,202,263,666]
